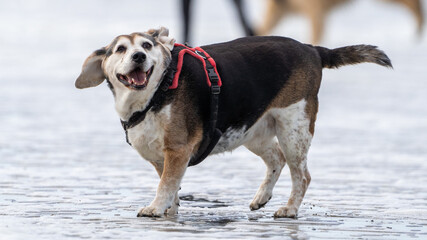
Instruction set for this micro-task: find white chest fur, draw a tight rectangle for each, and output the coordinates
[126,104,171,162]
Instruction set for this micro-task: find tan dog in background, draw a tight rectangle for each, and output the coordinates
[258,0,424,44]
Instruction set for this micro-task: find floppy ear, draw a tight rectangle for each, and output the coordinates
[149,27,176,51]
[75,49,106,89]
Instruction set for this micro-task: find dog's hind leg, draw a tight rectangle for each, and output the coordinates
[181,0,192,44]
[232,0,255,36]
[256,0,288,35]
[245,138,286,211]
[392,0,424,34]
[272,99,313,218]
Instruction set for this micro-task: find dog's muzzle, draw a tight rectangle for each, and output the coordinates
[117,66,153,90]
[132,52,146,64]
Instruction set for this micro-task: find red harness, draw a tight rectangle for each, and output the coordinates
[121,43,223,167]
[169,43,222,90]
[167,43,223,166]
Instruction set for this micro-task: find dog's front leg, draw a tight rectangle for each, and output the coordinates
[148,161,180,216]
[137,146,191,217]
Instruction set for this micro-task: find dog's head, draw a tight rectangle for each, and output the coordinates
[75,27,175,119]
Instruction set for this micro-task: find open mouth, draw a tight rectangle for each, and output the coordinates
[117,66,153,89]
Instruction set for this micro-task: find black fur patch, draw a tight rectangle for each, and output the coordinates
[106,49,113,57]
[105,78,115,96]
[106,38,119,57]
[150,30,159,38]
[94,48,106,56]
[137,33,158,46]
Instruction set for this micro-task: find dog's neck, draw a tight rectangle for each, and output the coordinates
[120,59,176,131]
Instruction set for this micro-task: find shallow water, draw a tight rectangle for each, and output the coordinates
[1,0,427,239]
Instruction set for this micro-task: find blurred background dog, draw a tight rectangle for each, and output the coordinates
[181,0,254,44]
[181,0,424,45]
[257,0,424,44]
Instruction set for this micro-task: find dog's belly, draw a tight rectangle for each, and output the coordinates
[126,106,276,160]
[211,112,276,154]
[127,105,171,162]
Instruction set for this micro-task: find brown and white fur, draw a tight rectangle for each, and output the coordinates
[75,27,392,218]
[258,0,424,44]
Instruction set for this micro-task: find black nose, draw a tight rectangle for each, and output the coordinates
[132,52,146,63]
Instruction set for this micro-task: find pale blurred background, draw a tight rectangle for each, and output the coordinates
[0,1,426,239]
[0,0,425,79]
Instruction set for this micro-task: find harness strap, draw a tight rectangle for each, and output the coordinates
[185,48,222,166]
[170,43,222,89]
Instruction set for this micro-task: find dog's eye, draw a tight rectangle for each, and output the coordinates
[142,42,152,49]
[116,45,126,53]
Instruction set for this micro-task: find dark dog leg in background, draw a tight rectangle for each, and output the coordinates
[232,0,254,36]
[182,0,192,44]
[181,0,254,44]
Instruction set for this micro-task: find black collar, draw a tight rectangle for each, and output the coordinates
[120,62,176,132]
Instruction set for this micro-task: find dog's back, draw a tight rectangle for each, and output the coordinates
[183,36,392,145]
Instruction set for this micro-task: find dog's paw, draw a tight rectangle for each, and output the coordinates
[250,191,272,211]
[137,206,165,218]
[274,206,298,218]
[165,203,179,216]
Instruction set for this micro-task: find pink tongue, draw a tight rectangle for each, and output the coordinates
[129,69,146,85]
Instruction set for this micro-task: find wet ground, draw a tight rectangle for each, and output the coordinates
[1,0,427,239]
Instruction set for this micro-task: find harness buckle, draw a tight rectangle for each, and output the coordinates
[206,67,220,94]
[207,68,219,81]
[195,50,207,59]
[211,85,220,94]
